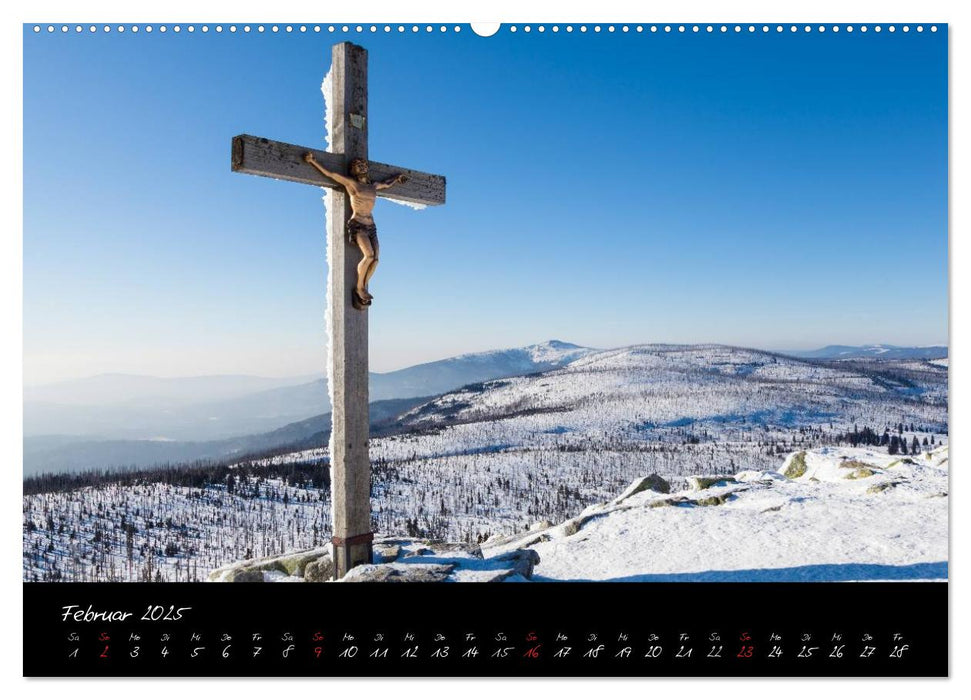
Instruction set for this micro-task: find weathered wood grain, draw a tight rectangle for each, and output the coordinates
[327,42,374,578]
[232,133,446,206]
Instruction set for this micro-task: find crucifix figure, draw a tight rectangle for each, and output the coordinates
[231,42,446,578]
[303,152,407,308]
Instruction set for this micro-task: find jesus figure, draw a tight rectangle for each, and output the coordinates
[304,152,407,308]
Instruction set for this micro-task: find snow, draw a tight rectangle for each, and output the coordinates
[484,445,948,582]
[23,344,948,583]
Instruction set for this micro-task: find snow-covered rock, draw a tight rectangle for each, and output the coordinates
[483,445,949,582]
[209,538,541,583]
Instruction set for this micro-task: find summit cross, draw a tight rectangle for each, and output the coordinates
[230,42,447,578]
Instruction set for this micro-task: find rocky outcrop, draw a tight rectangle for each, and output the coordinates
[209,537,537,583]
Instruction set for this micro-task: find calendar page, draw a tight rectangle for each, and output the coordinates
[21,20,948,677]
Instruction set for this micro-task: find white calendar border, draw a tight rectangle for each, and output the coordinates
[3,0,964,696]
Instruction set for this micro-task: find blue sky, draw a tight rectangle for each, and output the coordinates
[23,25,948,383]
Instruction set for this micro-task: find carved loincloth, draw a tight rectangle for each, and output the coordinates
[347,218,377,245]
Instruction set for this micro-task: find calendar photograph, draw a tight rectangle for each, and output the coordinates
[21,20,948,677]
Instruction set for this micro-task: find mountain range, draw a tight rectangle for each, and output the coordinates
[23,340,593,476]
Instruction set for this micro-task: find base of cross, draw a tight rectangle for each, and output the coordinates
[331,531,374,577]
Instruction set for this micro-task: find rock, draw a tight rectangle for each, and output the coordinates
[616,474,671,502]
[373,544,402,563]
[403,547,434,558]
[304,555,335,582]
[781,451,808,479]
[484,549,541,581]
[867,482,899,494]
[341,563,456,582]
[431,542,484,559]
[694,494,730,507]
[688,475,737,491]
[649,496,691,508]
[529,520,553,532]
[845,467,876,480]
[277,550,326,577]
[840,459,876,471]
[224,567,265,583]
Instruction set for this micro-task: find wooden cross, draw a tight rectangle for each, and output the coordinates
[230,42,446,579]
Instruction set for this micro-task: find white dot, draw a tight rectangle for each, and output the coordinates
[748,25,755,32]
[903,26,910,33]
[341,25,348,33]
[931,25,938,32]
[356,25,363,33]
[804,26,811,32]
[174,25,181,33]
[201,26,209,33]
[75,25,82,32]
[397,26,404,33]
[889,26,896,33]
[693,26,699,33]
[833,26,840,32]
[664,26,671,33]
[510,26,517,33]
[553,26,560,33]
[608,26,615,33]
[525,26,532,33]
[243,26,251,33]
[60,25,68,32]
[47,25,54,33]
[186,26,193,33]
[257,26,264,33]
[622,26,629,33]
[762,26,769,33]
[455,26,461,33]
[372,25,379,33]
[721,26,727,33]
[636,26,643,33]
[594,26,601,33]
[678,25,685,33]
[861,26,868,32]
[790,26,797,32]
[384,26,390,33]
[284,26,292,33]
[650,26,657,33]
[32,25,39,32]
[776,26,783,32]
[917,26,924,32]
[876,26,882,32]
[580,26,587,33]
[425,25,433,32]
[735,26,742,33]
[145,26,153,33]
[314,26,320,33]
[706,26,713,33]
[847,26,854,33]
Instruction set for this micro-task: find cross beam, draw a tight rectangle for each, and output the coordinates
[230,42,446,579]
[231,134,446,207]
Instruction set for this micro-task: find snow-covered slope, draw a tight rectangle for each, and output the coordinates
[368,339,595,401]
[790,344,948,361]
[24,344,948,583]
[484,445,948,582]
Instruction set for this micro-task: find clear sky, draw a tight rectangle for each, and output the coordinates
[23,24,948,384]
